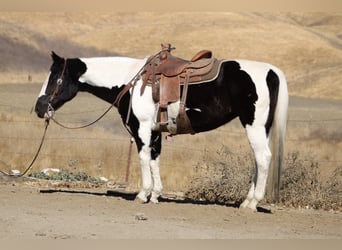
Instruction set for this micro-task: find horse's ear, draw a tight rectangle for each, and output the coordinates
[51,51,63,62]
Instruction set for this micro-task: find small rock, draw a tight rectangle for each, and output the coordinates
[9,169,21,175]
[35,232,47,237]
[41,168,60,175]
[135,213,148,221]
[99,176,108,182]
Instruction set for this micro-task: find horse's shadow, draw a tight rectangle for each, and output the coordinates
[40,188,272,214]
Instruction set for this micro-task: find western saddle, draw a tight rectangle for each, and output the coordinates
[141,43,220,135]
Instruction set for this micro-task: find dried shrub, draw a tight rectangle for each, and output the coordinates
[185,146,253,205]
[186,148,341,211]
[280,151,342,211]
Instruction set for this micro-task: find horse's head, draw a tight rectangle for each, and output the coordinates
[35,51,87,118]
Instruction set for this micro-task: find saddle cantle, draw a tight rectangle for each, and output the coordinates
[141,44,221,135]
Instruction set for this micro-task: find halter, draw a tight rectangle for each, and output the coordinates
[48,58,67,111]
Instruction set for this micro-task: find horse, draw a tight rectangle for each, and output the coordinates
[35,50,288,211]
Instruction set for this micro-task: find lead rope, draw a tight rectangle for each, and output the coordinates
[0,119,50,177]
[50,104,114,130]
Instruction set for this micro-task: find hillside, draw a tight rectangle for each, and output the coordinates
[0,12,341,99]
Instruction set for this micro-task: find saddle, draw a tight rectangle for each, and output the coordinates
[141,44,220,134]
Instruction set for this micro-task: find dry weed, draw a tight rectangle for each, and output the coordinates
[185,146,253,205]
[186,148,341,211]
[281,151,341,211]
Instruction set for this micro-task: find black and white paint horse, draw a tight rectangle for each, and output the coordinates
[35,51,288,211]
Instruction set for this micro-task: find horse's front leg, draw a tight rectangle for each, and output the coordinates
[149,131,162,203]
[136,130,163,204]
[136,146,153,202]
[135,122,153,203]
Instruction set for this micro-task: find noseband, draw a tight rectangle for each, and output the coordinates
[47,58,67,116]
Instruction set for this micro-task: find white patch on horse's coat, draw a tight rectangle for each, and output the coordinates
[38,73,51,97]
[79,57,148,89]
[132,79,156,123]
[236,60,272,127]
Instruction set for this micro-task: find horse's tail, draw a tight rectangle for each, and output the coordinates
[267,68,288,203]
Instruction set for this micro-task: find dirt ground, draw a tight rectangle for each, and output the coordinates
[0,176,340,239]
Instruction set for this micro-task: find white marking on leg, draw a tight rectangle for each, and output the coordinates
[243,125,271,211]
[254,147,271,201]
[240,181,255,209]
[135,121,153,202]
[137,145,153,202]
[150,156,163,204]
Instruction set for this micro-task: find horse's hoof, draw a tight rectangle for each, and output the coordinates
[239,199,250,209]
[150,197,159,204]
[134,197,146,204]
[150,192,161,204]
[135,194,147,204]
[239,200,258,212]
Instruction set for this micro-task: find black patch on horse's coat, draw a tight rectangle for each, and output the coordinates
[78,83,121,103]
[265,69,279,136]
[225,61,258,127]
[78,83,147,154]
[67,58,88,81]
[150,131,162,160]
[185,61,258,133]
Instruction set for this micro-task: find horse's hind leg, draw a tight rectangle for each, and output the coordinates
[240,125,271,211]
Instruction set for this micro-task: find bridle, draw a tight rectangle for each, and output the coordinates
[46,58,68,118]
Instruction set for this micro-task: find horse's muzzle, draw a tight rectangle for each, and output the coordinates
[35,95,50,118]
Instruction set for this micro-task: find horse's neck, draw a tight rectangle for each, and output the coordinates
[78,83,121,104]
[79,57,148,89]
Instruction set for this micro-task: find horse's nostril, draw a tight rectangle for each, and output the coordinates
[36,108,45,118]
[35,103,45,118]
[35,95,50,118]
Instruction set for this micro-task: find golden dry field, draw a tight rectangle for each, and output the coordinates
[0,12,341,206]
